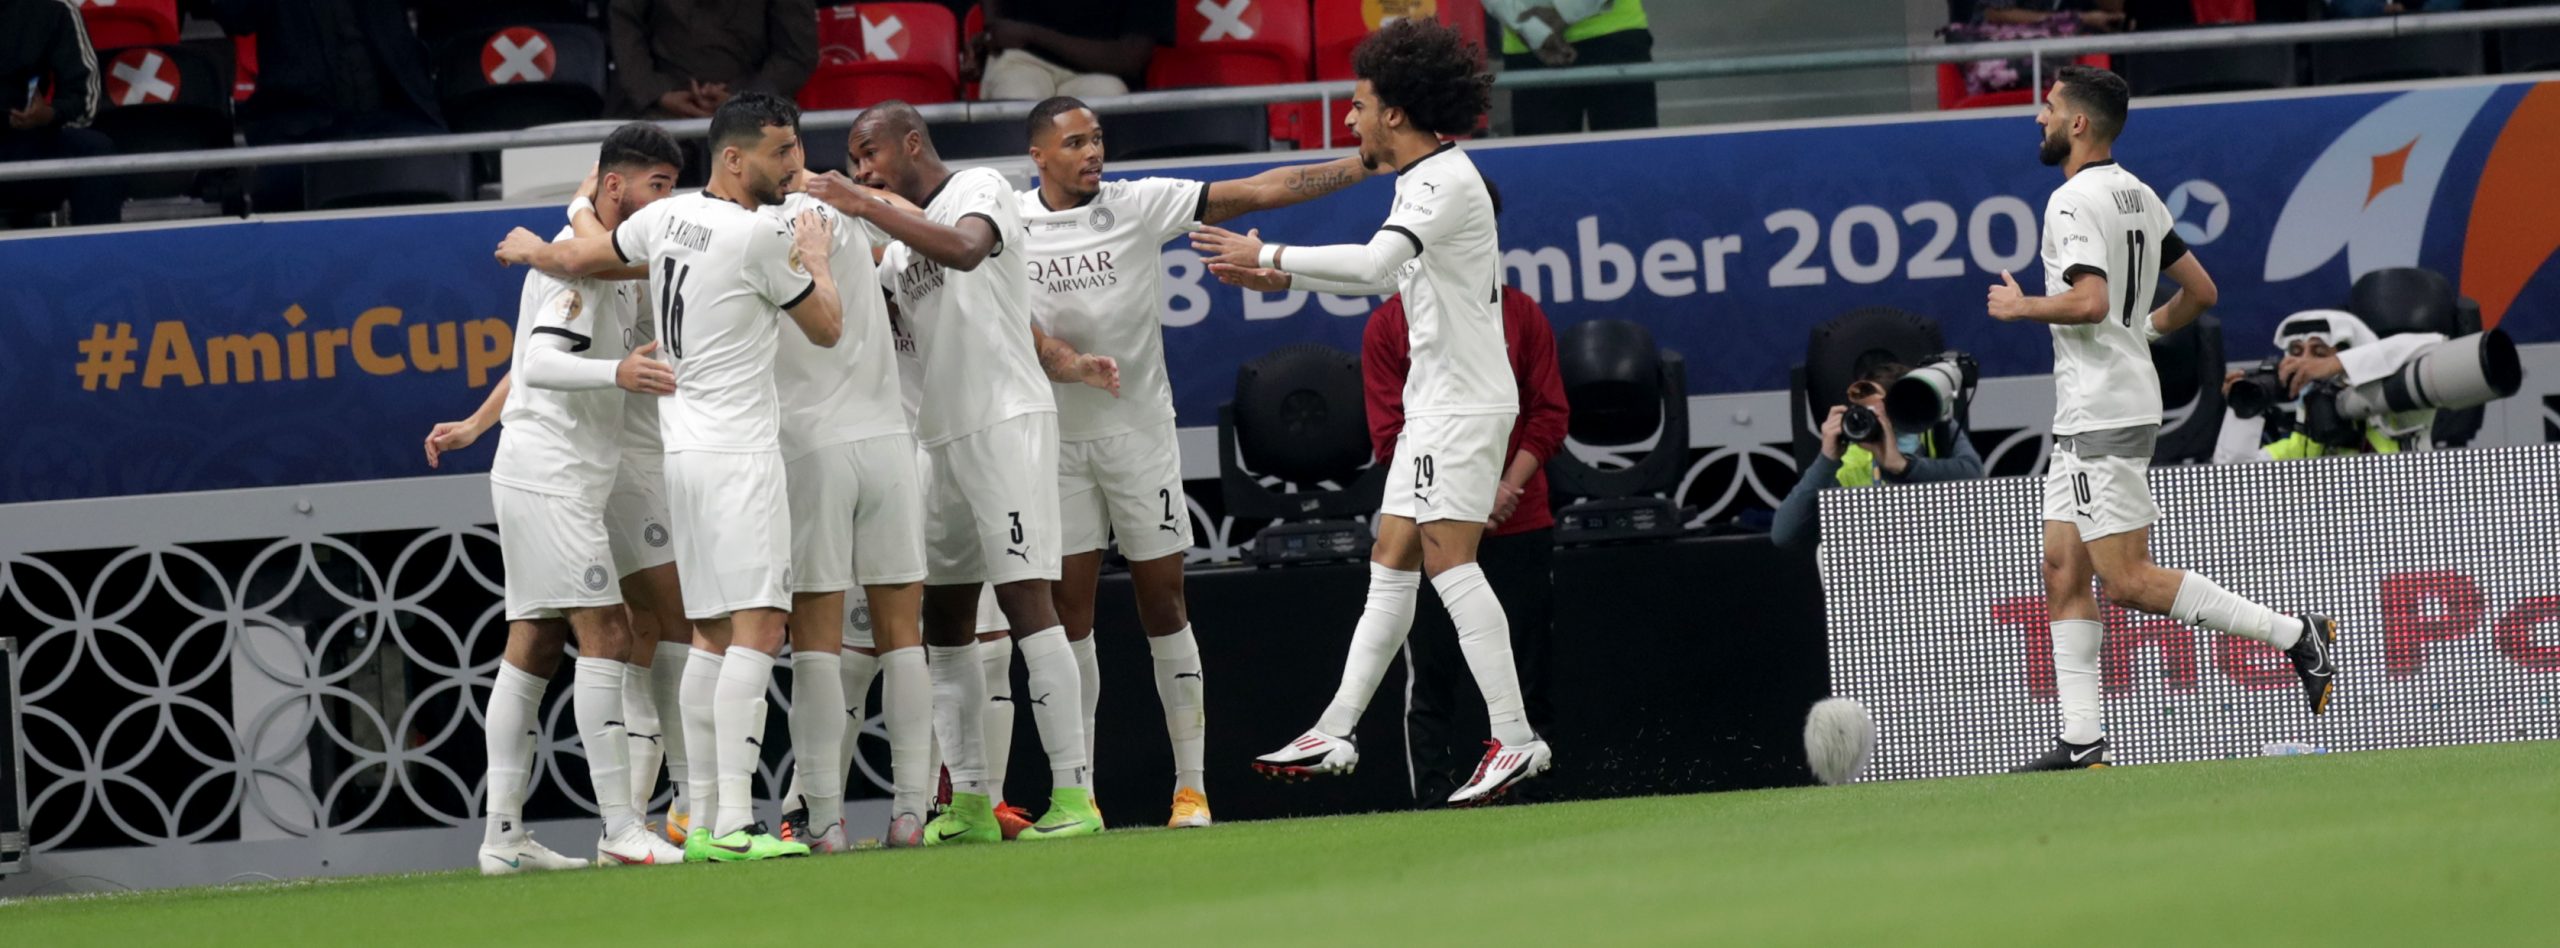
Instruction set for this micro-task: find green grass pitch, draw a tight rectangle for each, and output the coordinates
[7,741,2555,946]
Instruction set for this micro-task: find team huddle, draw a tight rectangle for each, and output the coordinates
[439,19,1547,871]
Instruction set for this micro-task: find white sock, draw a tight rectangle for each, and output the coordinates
[678,648,722,828]
[880,646,932,816]
[1433,564,1536,747]
[483,660,548,846]
[780,648,877,806]
[979,636,1016,797]
[573,657,638,837]
[1071,634,1100,785]
[622,656,664,810]
[649,642,690,818]
[711,646,776,838]
[1016,626,1091,791]
[787,649,846,836]
[2051,619,2105,744]
[2170,572,2303,649]
[1317,563,1422,738]
[1148,626,1207,794]
[928,641,989,795]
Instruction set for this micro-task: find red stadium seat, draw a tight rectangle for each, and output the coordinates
[1279,1,1486,146]
[1936,55,2111,111]
[76,0,180,51]
[232,35,257,102]
[801,3,961,110]
[2190,0,2255,25]
[1140,0,1313,142]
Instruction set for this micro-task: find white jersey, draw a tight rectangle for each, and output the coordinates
[611,191,816,454]
[1385,144,1512,419]
[878,166,1054,447]
[2041,160,2179,436]
[619,275,663,456]
[1016,177,1206,442]
[770,193,907,460]
[490,227,638,499]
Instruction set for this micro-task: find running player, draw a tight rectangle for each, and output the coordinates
[1013,94,1374,828]
[497,92,844,860]
[459,123,689,872]
[1192,19,1550,806]
[1986,66,2340,770]
[801,101,1116,842]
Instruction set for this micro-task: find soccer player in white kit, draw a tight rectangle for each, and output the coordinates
[498,92,845,859]
[758,153,939,852]
[1012,94,1376,828]
[802,101,1112,842]
[1987,66,2341,771]
[1193,20,1552,806]
[461,123,689,873]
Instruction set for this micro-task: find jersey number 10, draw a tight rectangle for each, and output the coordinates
[659,257,693,358]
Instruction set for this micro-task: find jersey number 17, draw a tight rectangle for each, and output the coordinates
[2119,230,2149,328]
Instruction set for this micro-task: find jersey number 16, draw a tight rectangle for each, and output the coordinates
[659,257,693,358]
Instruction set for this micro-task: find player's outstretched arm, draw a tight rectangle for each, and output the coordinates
[566,206,653,282]
[1201,155,1373,225]
[1986,269,2108,326]
[495,228,623,279]
[424,373,512,468]
[2145,252,2217,341]
[805,172,997,271]
[1031,322,1120,397]
[783,209,844,347]
[1191,225,1412,294]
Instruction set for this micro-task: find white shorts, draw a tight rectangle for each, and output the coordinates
[665,450,792,620]
[605,450,676,579]
[1377,412,1514,525]
[494,483,620,621]
[788,434,930,593]
[925,412,1062,587]
[1059,419,1193,562]
[2043,449,2160,542]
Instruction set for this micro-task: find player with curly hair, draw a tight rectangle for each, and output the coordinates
[1191,18,1550,807]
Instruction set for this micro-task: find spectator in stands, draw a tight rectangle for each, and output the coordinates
[966,0,1171,100]
[608,0,817,118]
[2324,0,2463,15]
[1976,0,2132,30]
[1486,0,1657,135]
[1770,362,1984,553]
[0,0,121,226]
[1361,179,1569,806]
[212,0,446,211]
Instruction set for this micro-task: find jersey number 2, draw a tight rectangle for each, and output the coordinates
[659,257,693,357]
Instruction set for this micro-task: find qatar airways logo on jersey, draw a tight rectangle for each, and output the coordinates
[896,256,948,305]
[1030,250,1120,293]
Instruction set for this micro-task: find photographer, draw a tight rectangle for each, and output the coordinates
[1772,361,1985,553]
[2213,310,2445,463]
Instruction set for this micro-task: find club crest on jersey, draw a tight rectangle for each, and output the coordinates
[644,522,668,548]
[1088,206,1116,233]
[583,565,609,591]
[557,291,583,322]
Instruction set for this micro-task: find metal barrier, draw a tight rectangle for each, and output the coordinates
[2,6,2559,185]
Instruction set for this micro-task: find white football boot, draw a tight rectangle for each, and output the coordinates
[479,835,588,876]
[1252,728,1360,781]
[883,811,926,849]
[594,823,684,867]
[1446,739,1553,807]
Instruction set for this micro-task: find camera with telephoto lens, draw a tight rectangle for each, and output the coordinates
[2227,357,2289,419]
[2297,329,2523,447]
[1883,351,1981,430]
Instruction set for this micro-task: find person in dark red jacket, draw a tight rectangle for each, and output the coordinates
[1364,283,1569,806]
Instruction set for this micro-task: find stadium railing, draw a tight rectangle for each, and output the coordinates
[4,6,2560,187]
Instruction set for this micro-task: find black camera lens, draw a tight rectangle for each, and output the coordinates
[2227,359,2286,419]
[1841,404,1880,443]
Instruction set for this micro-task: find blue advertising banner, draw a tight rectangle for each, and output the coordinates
[5,76,2555,503]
